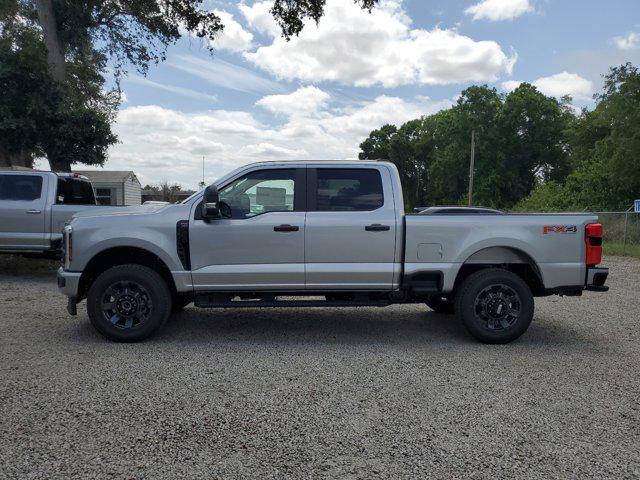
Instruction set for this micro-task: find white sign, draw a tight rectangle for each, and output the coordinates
[635,199,640,213]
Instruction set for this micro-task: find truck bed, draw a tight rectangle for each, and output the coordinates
[404,213,598,292]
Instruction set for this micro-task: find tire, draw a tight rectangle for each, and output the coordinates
[86,264,172,342]
[454,268,534,344]
[425,296,455,314]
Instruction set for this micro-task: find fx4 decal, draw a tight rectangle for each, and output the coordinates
[543,225,577,234]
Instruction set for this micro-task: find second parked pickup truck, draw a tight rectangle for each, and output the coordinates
[57,161,609,343]
[0,170,98,257]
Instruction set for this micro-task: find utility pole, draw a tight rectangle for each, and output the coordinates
[468,129,475,207]
[198,156,206,189]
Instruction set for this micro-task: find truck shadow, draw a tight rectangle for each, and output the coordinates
[161,307,470,346]
[132,305,594,350]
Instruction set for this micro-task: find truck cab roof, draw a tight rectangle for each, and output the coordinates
[0,168,91,182]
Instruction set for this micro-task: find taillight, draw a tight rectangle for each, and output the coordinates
[585,223,602,266]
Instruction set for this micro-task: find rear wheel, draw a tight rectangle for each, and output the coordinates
[454,268,534,344]
[86,264,171,342]
[425,296,454,314]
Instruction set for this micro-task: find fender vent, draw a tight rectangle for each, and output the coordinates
[176,220,191,270]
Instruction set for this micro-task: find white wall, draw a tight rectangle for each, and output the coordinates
[123,178,141,205]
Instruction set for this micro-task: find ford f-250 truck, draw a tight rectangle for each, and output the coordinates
[57,161,609,344]
[0,170,98,257]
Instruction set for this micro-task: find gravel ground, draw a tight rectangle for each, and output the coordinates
[0,256,639,479]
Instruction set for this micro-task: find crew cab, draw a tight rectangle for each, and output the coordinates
[57,161,609,343]
[0,170,98,257]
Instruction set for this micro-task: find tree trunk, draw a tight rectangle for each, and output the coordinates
[0,147,34,169]
[35,0,66,83]
[35,0,70,172]
[48,156,72,172]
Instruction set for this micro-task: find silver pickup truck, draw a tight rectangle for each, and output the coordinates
[0,170,98,257]
[57,160,609,344]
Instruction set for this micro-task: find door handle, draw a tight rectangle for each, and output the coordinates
[365,224,390,232]
[26,209,42,215]
[274,224,299,232]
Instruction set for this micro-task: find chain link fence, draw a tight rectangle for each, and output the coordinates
[593,211,640,256]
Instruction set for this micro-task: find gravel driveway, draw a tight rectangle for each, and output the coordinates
[0,256,639,479]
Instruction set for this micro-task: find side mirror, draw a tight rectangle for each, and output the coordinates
[202,185,220,219]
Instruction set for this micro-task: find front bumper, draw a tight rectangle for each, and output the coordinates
[586,266,609,292]
[57,267,82,298]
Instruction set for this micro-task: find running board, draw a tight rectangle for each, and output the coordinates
[194,293,391,309]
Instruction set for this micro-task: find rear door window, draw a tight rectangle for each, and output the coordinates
[56,178,96,205]
[0,175,43,201]
[315,168,384,211]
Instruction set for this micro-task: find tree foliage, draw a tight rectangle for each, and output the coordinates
[516,63,640,211]
[143,180,188,203]
[360,64,639,212]
[0,10,117,170]
[272,0,378,39]
[1,0,378,171]
[360,83,574,210]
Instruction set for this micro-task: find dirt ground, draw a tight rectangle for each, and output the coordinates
[0,255,638,479]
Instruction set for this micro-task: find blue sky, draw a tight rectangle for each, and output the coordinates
[57,0,640,189]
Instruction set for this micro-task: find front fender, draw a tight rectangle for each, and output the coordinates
[70,229,181,272]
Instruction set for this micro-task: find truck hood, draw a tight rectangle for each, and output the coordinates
[71,203,169,219]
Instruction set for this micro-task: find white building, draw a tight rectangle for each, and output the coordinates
[74,170,142,206]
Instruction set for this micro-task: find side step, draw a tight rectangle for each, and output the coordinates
[194,293,391,309]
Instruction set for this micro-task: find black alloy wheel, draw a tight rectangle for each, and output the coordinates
[87,264,171,342]
[455,268,534,344]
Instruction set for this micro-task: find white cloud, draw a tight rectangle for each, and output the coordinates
[256,86,330,117]
[465,0,533,22]
[533,72,593,100]
[167,55,284,94]
[127,76,218,103]
[239,1,280,37]
[211,10,254,52]
[501,72,594,100]
[243,0,516,87]
[613,32,640,51]
[500,80,522,92]
[239,143,307,158]
[90,93,451,188]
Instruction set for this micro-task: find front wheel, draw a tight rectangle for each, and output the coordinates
[454,269,534,344]
[86,264,172,342]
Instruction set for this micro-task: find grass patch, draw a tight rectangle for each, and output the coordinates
[0,254,59,275]
[604,242,640,258]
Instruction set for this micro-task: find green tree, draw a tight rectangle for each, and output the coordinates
[359,124,397,161]
[1,0,381,171]
[495,83,574,202]
[428,86,505,207]
[360,84,575,210]
[0,25,50,168]
[0,11,117,170]
[517,64,640,211]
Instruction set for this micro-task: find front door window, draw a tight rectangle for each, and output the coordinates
[218,169,296,219]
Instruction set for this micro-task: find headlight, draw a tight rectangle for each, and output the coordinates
[63,225,73,269]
